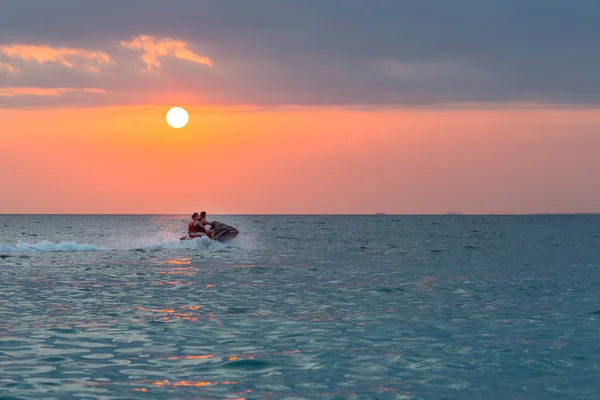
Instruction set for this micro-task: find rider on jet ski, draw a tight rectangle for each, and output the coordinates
[187,211,216,239]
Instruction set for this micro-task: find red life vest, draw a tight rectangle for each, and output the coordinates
[188,221,206,234]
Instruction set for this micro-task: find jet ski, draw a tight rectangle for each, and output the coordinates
[180,221,239,243]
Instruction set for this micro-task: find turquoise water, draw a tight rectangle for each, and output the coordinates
[1,215,600,399]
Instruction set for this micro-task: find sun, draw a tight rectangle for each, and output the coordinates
[166,107,189,128]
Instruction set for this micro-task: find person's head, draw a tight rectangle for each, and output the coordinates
[191,212,199,220]
[200,211,207,219]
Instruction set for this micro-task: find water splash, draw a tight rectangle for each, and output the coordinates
[0,234,233,253]
[0,241,102,252]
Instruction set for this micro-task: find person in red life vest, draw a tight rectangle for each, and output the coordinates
[199,211,217,239]
[187,212,209,238]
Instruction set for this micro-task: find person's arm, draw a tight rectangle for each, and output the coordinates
[201,218,216,227]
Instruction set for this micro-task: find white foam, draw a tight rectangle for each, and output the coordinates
[0,240,102,252]
[0,233,237,253]
[0,227,253,253]
[174,236,228,250]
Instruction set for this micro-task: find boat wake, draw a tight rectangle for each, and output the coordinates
[0,234,234,253]
[0,241,102,252]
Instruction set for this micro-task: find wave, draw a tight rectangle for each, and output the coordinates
[0,234,232,253]
[0,241,102,252]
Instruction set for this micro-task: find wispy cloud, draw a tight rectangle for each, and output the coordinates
[0,61,18,72]
[0,87,106,97]
[0,44,112,72]
[120,35,213,74]
[0,35,217,108]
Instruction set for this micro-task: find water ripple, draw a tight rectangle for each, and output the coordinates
[2,215,600,398]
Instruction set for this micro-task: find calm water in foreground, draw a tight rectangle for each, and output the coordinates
[1,214,600,399]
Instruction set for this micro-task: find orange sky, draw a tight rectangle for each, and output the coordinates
[3,105,600,214]
[2,30,600,214]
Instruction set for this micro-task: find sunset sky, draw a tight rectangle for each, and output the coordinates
[2,0,600,214]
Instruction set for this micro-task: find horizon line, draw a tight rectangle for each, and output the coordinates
[1,212,600,216]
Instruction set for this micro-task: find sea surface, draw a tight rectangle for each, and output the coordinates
[1,214,600,399]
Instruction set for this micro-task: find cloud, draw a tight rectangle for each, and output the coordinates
[0,44,112,72]
[0,35,218,108]
[1,1,600,108]
[120,35,213,74]
[0,61,18,73]
[0,87,109,109]
[0,87,106,97]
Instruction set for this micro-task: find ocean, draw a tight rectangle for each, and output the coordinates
[1,214,600,399]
